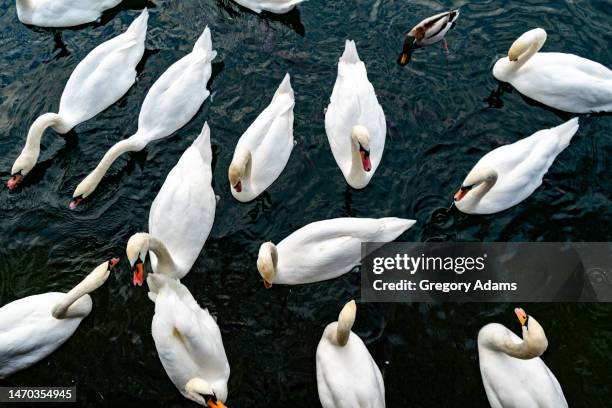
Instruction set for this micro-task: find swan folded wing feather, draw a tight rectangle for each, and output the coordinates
[316,331,385,407]
[149,141,215,277]
[57,21,145,128]
[17,0,122,27]
[0,293,85,378]
[233,0,306,14]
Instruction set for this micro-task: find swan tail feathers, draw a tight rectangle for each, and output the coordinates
[340,40,361,64]
[336,300,356,346]
[553,117,579,151]
[193,27,217,62]
[272,73,295,102]
[127,8,148,39]
[381,217,417,237]
[192,122,213,163]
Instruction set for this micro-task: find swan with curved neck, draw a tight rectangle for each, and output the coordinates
[478,308,567,407]
[0,258,118,378]
[228,73,294,202]
[70,28,217,209]
[316,300,385,407]
[454,118,579,214]
[325,40,386,189]
[257,217,416,287]
[16,0,122,27]
[493,28,612,113]
[7,10,148,190]
[126,123,216,285]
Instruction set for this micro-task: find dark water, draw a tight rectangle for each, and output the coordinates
[1,0,611,406]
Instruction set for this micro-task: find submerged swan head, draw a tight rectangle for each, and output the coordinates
[351,125,371,172]
[514,307,548,358]
[228,148,251,193]
[454,166,498,212]
[7,152,36,190]
[257,242,278,289]
[507,28,547,62]
[126,233,150,287]
[70,171,103,210]
[185,378,227,408]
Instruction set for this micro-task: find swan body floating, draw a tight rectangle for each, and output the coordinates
[229,74,294,202]
[7,9,148,190]
[16,0,122,27]
[0,258,118,378]
[316,300,385,407]
[325,40,386,189]
[493,28,612,113]
[126,123,216,285]
[454,118,579,214]
[478,308,568,407]
[257,217,416,287]
[71,27,217,208]
[232,0,305,14]
[398,9,459,65]
[148,274,229,408]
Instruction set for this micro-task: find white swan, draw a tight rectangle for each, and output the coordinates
[148,274,230,408]
[0,258,118,378]
[70,27,217,208]
[232,0,305,14]
[398,9,460,65]
[126,123,215,285]
[228,74,294,202]
[493,28,612,113]
[325,40,386,190]
[257,217,416,287]
[454,118,579,214]
[316,300,385,408]
[7,9,148,190]
[16,0,122,27]
[478,308,568,407]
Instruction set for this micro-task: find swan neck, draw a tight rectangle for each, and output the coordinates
[52,264,110,319]
[24,113,61,155]
[514,39,543,69]
[148,235,178,276]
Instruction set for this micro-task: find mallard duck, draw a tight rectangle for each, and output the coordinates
[398,9,459,66]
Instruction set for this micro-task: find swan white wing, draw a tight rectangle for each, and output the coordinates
[232,0,306,14]
[233,74,294,200]
[316,332,385,408]
[57,10,147,129]
[276,218,415,284]
[16,0,122,27]
[149,124,215,278]
[495,53,612,113]
[0,293,87,378]
[152,282,230,396]
[474,118,578,213]
[136,28,216,144]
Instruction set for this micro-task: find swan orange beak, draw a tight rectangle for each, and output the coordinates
[207,399,227,408]
[360,150,371,172]
[133,263,144,286]
[515,307,527,326]
[109,257,120,269]
[69,196,83,210]
[233,181,242,193]
[7,174,23,190]
[454,186,471,202]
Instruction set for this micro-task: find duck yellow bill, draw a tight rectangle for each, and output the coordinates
[515,307,527,326]
[398,52,410,66]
